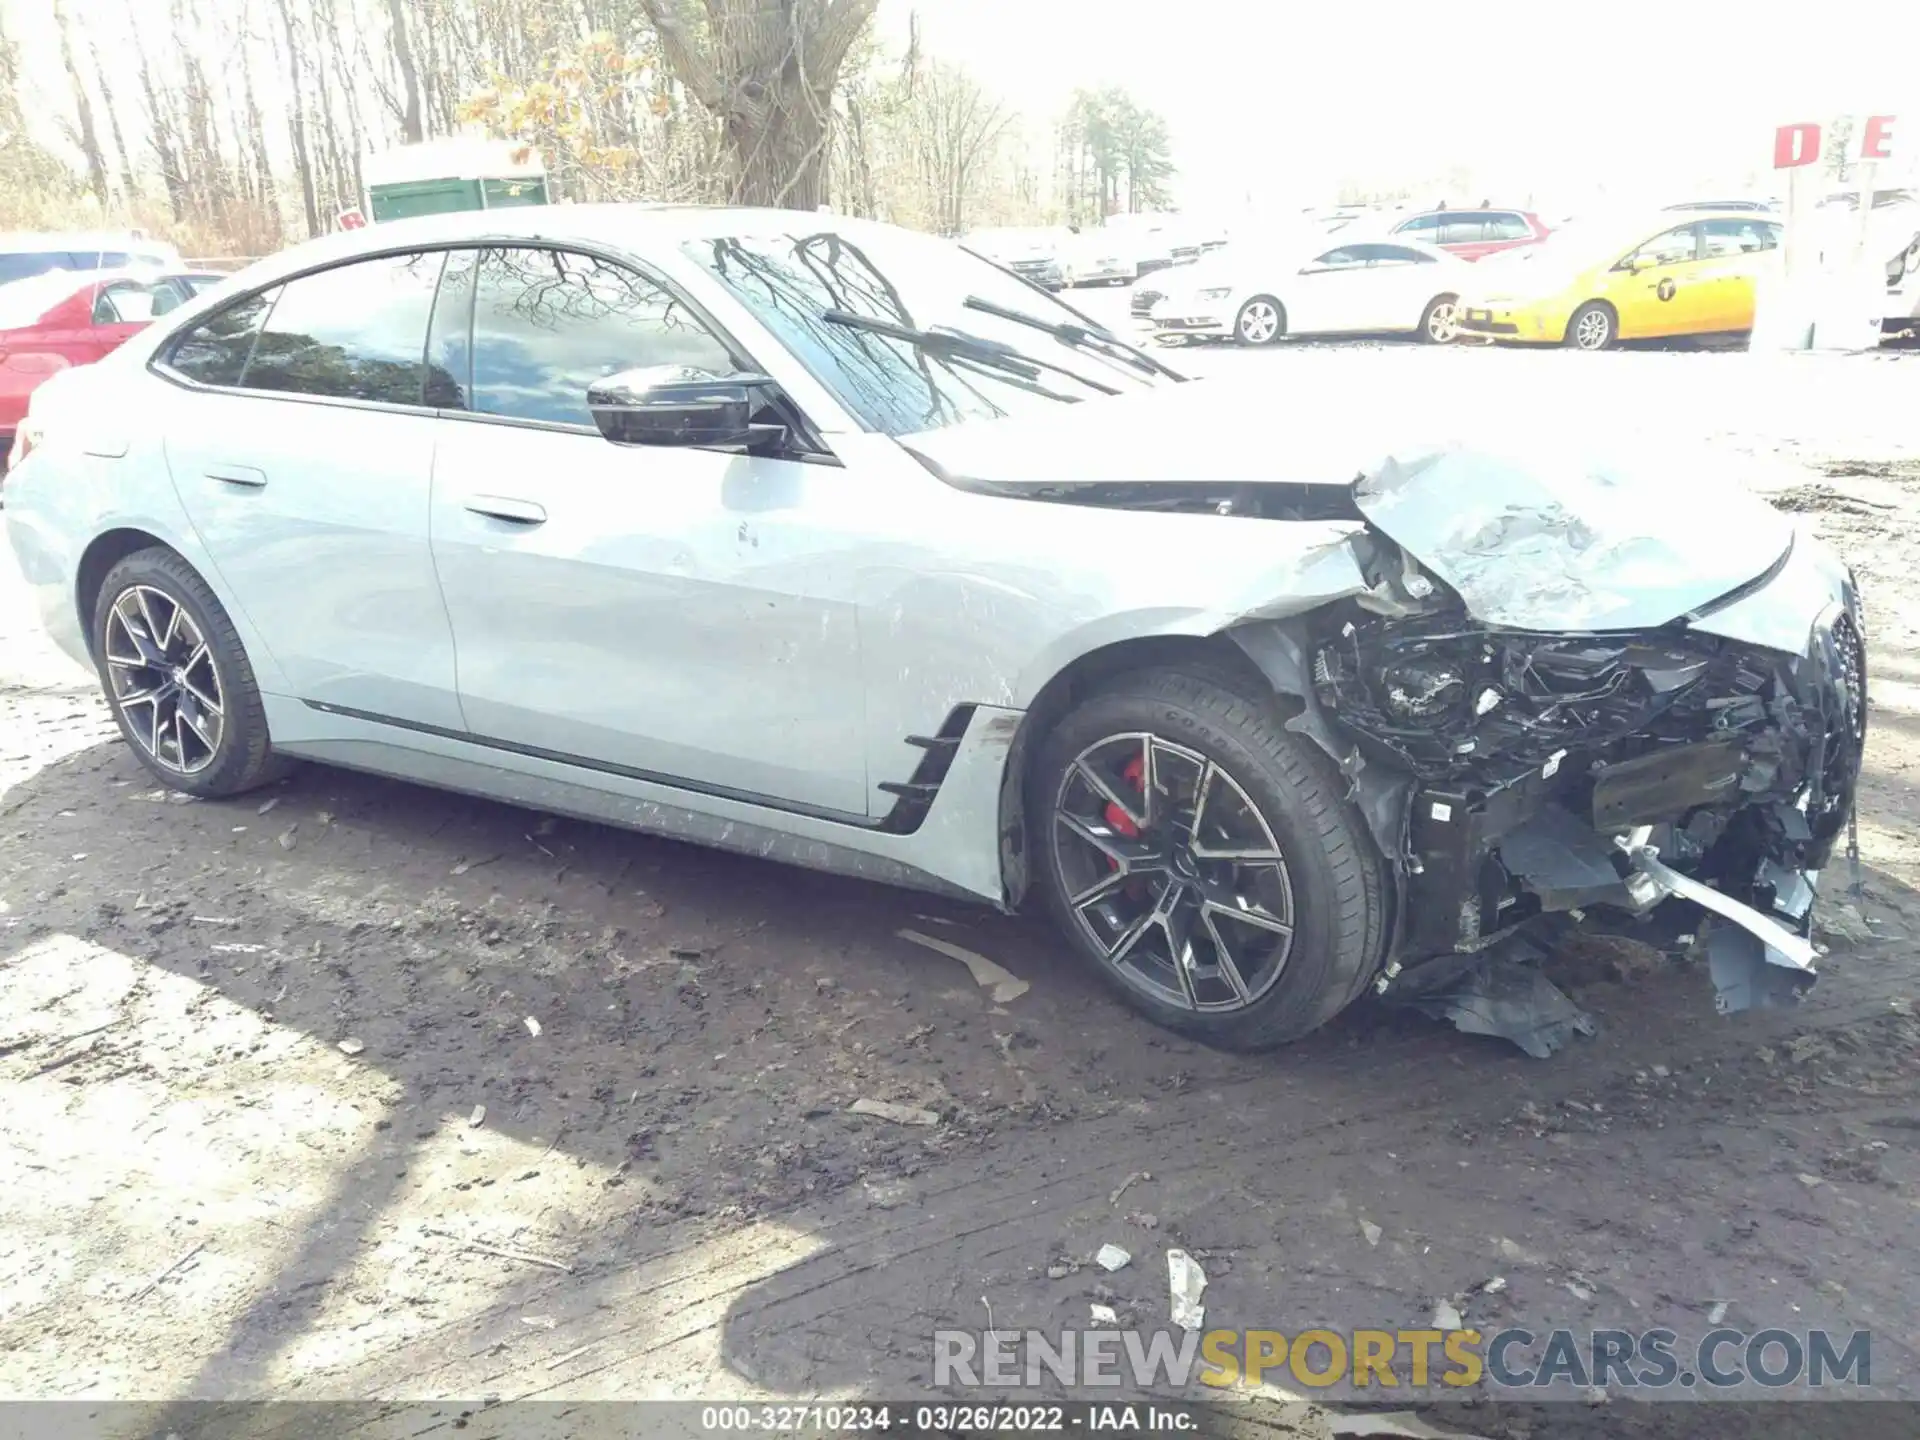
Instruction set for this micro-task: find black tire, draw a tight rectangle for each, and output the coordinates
[1234,296,1286,346]
[1419,293,1460,344]
[91,546,291,798]
[1564,301,1617,350]
[1029,667,1389,1051]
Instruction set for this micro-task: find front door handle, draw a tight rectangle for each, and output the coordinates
[464,495,547,525]
[206,465,267,488]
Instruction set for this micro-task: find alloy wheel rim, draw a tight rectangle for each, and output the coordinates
[1428,302,1459,341]
[1576,311,1608,348]
[103,585,225,775]
[1051,733,1296,1013]
[1241,302,1279,343]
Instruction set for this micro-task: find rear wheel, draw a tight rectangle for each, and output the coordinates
[1235,296,1285,346]
[91,547,290,798]
[1030,668,1388,1050]
[1420,293,1460,343]
[1565,301,1617,350]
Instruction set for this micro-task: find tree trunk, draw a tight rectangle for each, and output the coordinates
[239,11,283,236]
[637,0,879,211]
[272,0,322,236]
[86,35,140,205]
[131,25,187,220]
[725,90,833,209]
[52,0,110,211]
[384,0,425,143]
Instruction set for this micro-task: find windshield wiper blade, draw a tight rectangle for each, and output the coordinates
[960,294,1185,380]
[820,308,1121,396]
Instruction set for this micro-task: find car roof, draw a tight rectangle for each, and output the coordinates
[0,231,180,254]
[235,203,908,279]
[1399,205,1533,217]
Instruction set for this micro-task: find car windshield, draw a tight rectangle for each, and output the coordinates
[684,225,1174,435]
[0,271,84,329]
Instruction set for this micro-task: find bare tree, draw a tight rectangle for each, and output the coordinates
[271,0,322,236]
[382,0,426,142]
[910,60,1012,234]
[85,32,141,206]
[637,0,881,209]
[52,0,110,210]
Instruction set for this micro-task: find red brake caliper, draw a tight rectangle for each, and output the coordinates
[1104,754,1145,871]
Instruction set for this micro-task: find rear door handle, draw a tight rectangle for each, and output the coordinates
[207,465,267,488]
[464,495,547,525]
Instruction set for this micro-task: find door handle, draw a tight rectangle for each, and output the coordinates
[464,495,547,525]
[206,465,267,488]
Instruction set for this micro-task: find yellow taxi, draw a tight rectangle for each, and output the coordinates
[1454,211,1784,349]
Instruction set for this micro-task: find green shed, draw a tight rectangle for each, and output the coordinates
[362,139,550,223]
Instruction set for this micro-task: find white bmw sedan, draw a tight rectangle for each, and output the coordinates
[1148,237,1468,345]
[2,203,1867,1058]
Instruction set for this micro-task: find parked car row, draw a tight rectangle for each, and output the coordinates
[961,215,1230,291]
[1133,200,1920,350]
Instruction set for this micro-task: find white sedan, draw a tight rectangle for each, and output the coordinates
[1148,238,1469,345]
[1058,231,1139,287]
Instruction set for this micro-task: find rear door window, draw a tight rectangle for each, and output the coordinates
[1357,243,1435,266]
[92,282,164,324]
[1699,219,1780,256]
[1436,214,1489,245]
[1484,213,1533,240]
[167,288,281,387]
[241,251,446,405]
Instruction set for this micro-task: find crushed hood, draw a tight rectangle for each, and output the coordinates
[899,377,1796,633]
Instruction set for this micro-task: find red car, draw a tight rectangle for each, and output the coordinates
[1386,207,1551,261]
[1,269,221,464]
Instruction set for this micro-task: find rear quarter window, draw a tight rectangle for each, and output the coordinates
[165,289,280,387]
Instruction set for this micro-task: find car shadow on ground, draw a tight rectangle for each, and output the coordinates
[6,731,1918,1415]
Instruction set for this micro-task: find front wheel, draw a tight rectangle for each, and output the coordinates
[1030,668,1389,1051]
[1564,301,1617,350]
[91,547,290,798]
[1420,293,1461,344]
[1235,296,1285,346]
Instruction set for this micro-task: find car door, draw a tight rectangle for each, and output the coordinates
[157,250,464,730]
[1475,212,1538,258]
[424,245,870,818]
[1288,246,1374,333]
[1695,218,1782,332]
[1352,244,1443,330]
[1606,223,1718,338]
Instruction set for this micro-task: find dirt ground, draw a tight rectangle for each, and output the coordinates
[2,332,1917,1437]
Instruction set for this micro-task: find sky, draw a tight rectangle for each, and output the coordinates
[881,0,1920,216]
[5,0,1915,218]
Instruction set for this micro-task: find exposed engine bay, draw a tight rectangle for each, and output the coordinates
[1295,539,1869,1050]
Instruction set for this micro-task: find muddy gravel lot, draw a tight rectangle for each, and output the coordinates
[2,333,1918,1438]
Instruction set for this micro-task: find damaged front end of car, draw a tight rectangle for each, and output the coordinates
[1235,448,1869,1056]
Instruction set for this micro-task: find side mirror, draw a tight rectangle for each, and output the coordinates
[586,366,780,450]
[1627,254,1658,273]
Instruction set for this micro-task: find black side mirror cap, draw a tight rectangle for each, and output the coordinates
[587,366,781,450]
